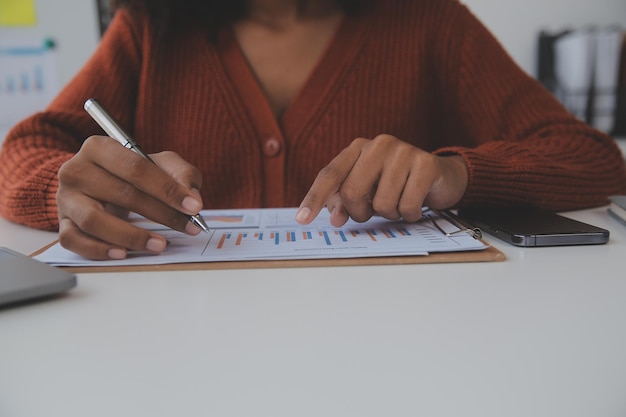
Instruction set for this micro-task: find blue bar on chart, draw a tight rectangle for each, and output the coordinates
[334,230,348,242]
[319,231,332,245]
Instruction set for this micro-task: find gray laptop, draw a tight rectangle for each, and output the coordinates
[0,247,76,307]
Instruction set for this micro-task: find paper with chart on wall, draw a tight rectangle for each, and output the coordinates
[592,27,623,133]
[34,207,488,267]
[0,35,59,141]
[554,29,595,121]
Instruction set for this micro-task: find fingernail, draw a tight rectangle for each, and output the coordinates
[108,248,126,259]
[296,207,311,223]
[182,196,202,213]
[146,237,166,252]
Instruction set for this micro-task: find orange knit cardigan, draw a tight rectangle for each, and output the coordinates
[1,0,625,231]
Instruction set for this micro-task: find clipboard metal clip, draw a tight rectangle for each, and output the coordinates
[426,209,482,240]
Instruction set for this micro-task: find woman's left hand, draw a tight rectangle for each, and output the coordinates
[295,134,469,227]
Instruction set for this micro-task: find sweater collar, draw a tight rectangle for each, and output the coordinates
[215,10,369,141]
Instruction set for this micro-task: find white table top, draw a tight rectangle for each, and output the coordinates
[1,206,626,417]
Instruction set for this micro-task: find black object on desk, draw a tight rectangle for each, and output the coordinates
[458,207,610,247]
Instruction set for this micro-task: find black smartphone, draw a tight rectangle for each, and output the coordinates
[457,207,610,247]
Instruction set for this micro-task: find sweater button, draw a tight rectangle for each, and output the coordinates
[263,137,282,157]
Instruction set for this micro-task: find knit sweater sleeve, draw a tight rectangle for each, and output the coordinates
[432,2,626,211]
[0,8,143,230]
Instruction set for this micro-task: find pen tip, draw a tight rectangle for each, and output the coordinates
[192,215,210,233]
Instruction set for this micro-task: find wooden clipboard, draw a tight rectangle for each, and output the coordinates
[32,240,505,273]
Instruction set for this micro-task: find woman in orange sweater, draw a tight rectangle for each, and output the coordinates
[1,0,625,260]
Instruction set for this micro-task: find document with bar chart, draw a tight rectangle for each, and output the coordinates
[0,37,59,141]
[35,208,488,267]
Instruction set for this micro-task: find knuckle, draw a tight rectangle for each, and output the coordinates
[338,181,362,204]
[177,165,203,189]
[349,210,371,223]
[158,150,177,159]
[56,163,72,184]
[57,226,76,251]
[57,158,82,186]
[399,205,423,222]
[58,234,82,255]
[57,218,106,258]
[317,164,342,182]
[81,135,109,153]
[371,134,396,147]
[160,178,183,202]
[189,165,203,186]
[413,149,435,165]
[116,181,139,204]
[121,153,148,181]
[372,133,392,141]
[372,199,400,219]
[81,135,99,149]
[349,137,369,148]
[73,208,100,232]
[55,188,67,210]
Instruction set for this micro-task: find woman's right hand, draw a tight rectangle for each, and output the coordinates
[56,135,205,260]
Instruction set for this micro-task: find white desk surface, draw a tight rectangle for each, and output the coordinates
[1,206,626,417]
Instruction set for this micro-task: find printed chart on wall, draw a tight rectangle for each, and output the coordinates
[35,208,489,268]
[0,36,59,140]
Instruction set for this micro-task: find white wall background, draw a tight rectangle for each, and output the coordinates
[1,0,626,95]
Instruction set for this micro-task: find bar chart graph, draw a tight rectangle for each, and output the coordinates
[203,220,466,260]
[36,208,488,267]
[0,38,59,140]
[214,226,421,249]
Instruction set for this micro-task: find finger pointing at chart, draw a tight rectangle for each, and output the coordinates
[295,134,469,228]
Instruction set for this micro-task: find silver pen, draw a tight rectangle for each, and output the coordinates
[84,98,210,234]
